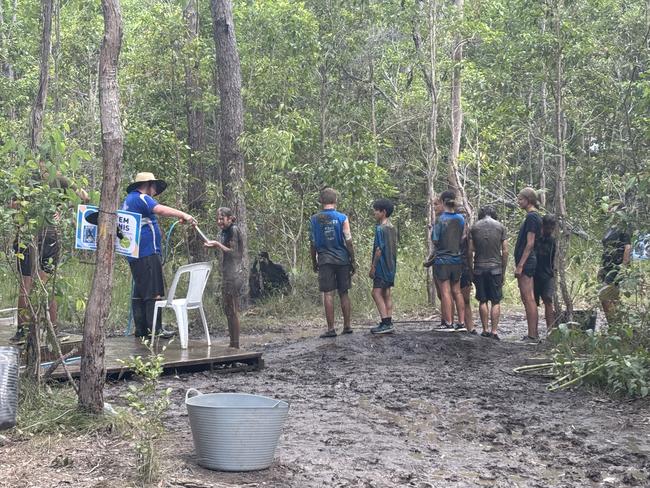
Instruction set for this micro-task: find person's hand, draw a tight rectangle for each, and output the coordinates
[312,262,319,273]
[369,266,375,279]
[77,189,90,203]
[204,240,219,248]
[181,213,197,226]
[350,261,358,275]
[514,266,523,278]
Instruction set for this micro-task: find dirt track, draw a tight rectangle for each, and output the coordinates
[2,315,650,487]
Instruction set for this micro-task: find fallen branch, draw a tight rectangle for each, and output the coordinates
[43,347,78,380]
[547,363,607,392]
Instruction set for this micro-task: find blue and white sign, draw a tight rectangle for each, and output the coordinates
[75,205,142,258]
[633,233,650,261]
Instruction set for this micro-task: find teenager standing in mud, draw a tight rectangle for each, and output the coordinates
[205,207,245,348]
[431,190,473,333]
[514,187,542,342]
[534,214,558,332]
[469,205,508,339]
[369,199,398,335]
[310,188,357,338]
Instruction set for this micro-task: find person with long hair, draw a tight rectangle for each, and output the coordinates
[205,207,245,348]
[514,187,543,342]
[430,190,473,332]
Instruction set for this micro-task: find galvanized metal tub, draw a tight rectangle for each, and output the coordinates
[0,346,20,431]
[185,389,289,471]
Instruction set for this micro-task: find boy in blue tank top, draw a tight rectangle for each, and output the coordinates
[310,188,357,338]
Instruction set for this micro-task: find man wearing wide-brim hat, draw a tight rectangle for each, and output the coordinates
[122,172,196,338]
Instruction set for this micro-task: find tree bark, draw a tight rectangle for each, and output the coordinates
[210,0,249,295]
[448,0,471,218]
[413,0,439,306]
[184,0,208,263]
[79,0,123,414]
[552,0,573,316]
[29,0,54,150]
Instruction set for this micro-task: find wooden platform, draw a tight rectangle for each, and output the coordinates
[0,327,263,380]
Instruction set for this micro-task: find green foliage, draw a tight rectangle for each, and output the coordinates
[119,340,172,484]
[14,380,114,436]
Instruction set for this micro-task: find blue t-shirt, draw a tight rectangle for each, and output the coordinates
[431,212,465,265]
[310,209,350,266]
[121,191,161,261]
[373,222,397,283]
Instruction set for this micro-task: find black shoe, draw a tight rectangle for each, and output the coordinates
[480,330,491,338]
[156,328,175,340]
[453,322,465,330]
[469,328,478,335]
[438,321,455,330]
[490,333,501,341]
[341,327,353,335]
[320,329,337,338]
[9,329,26,344]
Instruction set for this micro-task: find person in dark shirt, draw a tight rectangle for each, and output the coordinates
[369,199,398,335]
[534,214,557,332]
[205,207,245,348]
[310,188,357,338]
[458,206,475,334]
[431,190,473,333]
[598,207,632,323]
[515,187,542,342]
[469,205,508,340]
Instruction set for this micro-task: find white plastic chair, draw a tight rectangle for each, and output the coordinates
[152,262,212,349]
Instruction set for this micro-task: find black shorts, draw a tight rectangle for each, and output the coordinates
[474,270,503,304]
[460,268,472,289]
[434,263,462,283]
[129,254,165,300]
[14,229,61,277]
[318,264,351,294]
[534,274,555,305]
[372,276,394,289]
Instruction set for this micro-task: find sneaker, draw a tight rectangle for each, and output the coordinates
[453,322,465,330]
[341,327,353,335]
[370,322,394,335]
[521,335,540,344]
[438,321,455,330]
[156,328,176,340]
[9,328,26,344]
[480,330,491,338]
[320,329,337,338]
[490,333,501,341]
[468,328,478,335]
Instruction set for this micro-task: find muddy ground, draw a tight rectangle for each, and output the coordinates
[2,313,649,487]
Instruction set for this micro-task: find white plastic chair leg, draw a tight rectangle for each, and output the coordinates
[198,305,211,346]
[174,304,189,349]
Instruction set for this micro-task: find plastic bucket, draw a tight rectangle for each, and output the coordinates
[185,389,289,471]
[0,346,20,431]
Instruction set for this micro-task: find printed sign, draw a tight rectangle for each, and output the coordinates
[633,233,650,261]
[75,205,142,258]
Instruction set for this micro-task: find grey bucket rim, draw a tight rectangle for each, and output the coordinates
[185,389,290,409]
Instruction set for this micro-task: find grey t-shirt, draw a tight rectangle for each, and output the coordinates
[470,217,507,272]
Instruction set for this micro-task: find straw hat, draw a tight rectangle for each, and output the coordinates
[126,172,167,195]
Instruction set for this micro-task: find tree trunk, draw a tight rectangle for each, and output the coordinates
[29,0,54,150]
[552,0,573,316]
[539,16,548,208]
[448,0,471,218]
[184,0,208,263]
[0,0,17,120]
[79,0,123,414]
[210,0,249,295]
[413,0,439,306]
